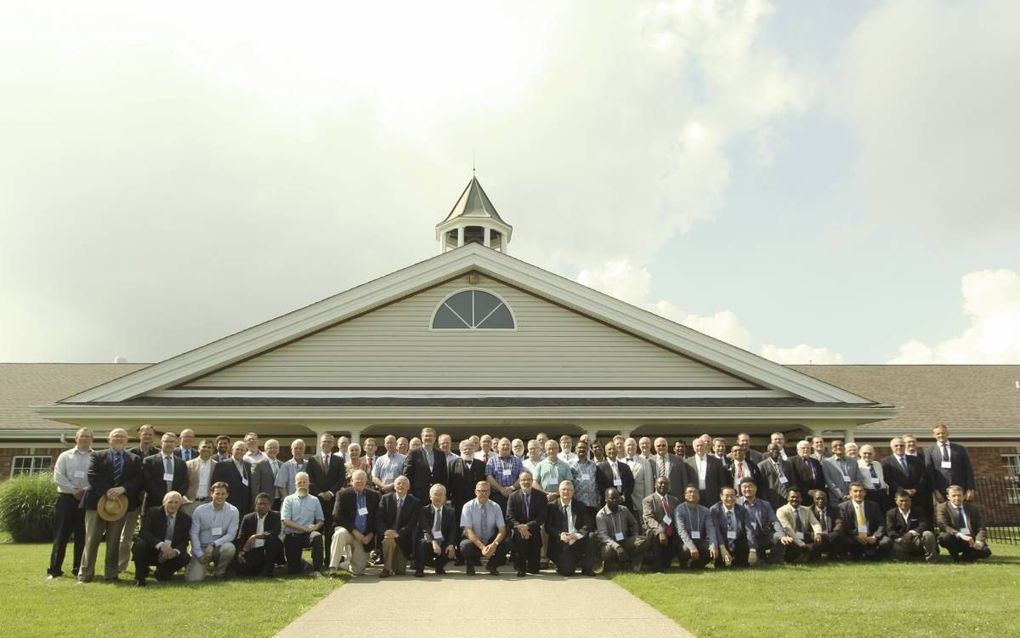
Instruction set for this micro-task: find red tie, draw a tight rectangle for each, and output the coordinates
[662,498,673,537]
[737,463,744,478]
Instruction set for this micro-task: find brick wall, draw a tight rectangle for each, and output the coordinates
[0,447,67,480]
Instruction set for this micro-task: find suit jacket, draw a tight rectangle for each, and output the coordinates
[307,453,345,497]
[648,454,694,499]
[935,501,987,544]
[447,457,488,516]
[674,503,718,551]
[789,456,827,499]
[926,442,975,494]
[776,504,823,537]
[622,455,654,511]
[812,505,843,535]
[85,448,144,510]
[184,457,216,502]
[506,488,548,535]
[881,454,927,497]
[708,502,756,550]
[757,457,795,509]
[211,458,253,515]
[417,502,457,548]
[237,510,282,549]
[250,458,281,506]
[129,445,160,459]
[376,492,421,555]
[837,499,886,538]
[332,487,381,539]
[885,507,930,541]
[402,447,450,502]
[739,497,785,540]
[141,453,190,507]
[595,460,635,507]
[725,458,765,495]
[138,505,191,556]
[685,454,728,506]
[174,447,199,462]
[545,499,592,540]
[642,492,680,536]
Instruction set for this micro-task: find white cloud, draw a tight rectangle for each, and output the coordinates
[889,269,1020,363]
[760,343,844,365]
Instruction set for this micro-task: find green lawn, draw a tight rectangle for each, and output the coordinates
[611,544,1020,637]
[0,534,345,638]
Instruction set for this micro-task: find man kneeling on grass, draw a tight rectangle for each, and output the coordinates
[132,491,191,586]
[186,482,238,581]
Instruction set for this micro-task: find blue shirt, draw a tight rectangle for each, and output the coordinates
[460,499,504,540]
[190,501,239,556]
[281,492,324,534]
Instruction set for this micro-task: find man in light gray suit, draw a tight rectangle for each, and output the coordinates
[823,439,861,504]
[623,438,653,512]
[648,437,694,499]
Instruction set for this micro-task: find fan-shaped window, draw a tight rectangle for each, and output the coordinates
[432,289,515,329]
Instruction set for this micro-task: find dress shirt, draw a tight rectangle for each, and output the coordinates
[190,501,240,554]
[281,492,324,534]
[353,490,368,533]
[253,513,267,548]
[731,460,750,488]
[522,457,543,475]
[560,451,579,465]
[486,454,524,488]
[534,458,573,493]
[160,453,176,489]
[460,499,504,539]
[372,452,406,485]
[244,450,266,464]
[275,458,308,494]
[195,458,215,499]
[53,447,92,493]
[695,455,708,490]
[570,462,599,507]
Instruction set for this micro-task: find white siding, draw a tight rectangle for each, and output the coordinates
[179,275,759,390]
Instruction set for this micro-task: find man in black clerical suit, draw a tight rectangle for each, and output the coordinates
[236,493,283,577]
[414,484,457,577]
[131,491,191,586]
[142,432,190,509]
[376,476,420,577]
[307,433,344,564]
[596,443,635,510]
[448,439,487,527]
[545,480,595,577]
[403,427,449,503]
[506,470,548,576]
[790,441,827,502]
[211,441,253,516]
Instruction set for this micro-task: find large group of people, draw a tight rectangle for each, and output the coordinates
[46,423,991,585]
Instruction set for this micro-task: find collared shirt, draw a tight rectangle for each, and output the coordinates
[353,490,368,533]
[561,500,577,535]
[53,447,92,493]
[244,450,266,464]
[522,457,543,475]
[281,492,324,534]
[571,461,599,507]
[534,457,572,493]
[195,458,215,499]
[190,501,240,555]
[460,498,504,540]
[275,457,308,494]
[595,504,638,548]
[253,513,267,548]
[486,454,524,488]
[160,453,176,488]
[695,454,708,490]
[560,451,579,465]
[372,452,406,485]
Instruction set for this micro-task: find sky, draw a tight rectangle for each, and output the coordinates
[1,0,1018,365]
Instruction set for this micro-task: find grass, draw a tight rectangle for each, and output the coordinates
[611,543,1020,637]
[0,532,346,638]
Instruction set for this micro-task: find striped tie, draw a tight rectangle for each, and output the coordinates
[113,451,123,485]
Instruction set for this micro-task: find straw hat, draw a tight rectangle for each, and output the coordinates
[97,493,129,522]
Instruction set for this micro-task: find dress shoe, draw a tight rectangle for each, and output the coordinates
[434,567,446,575]
[414,569,425,578]
[487,564,499,576]
[379,569,392,578]
[466,565,475,576]
[581,569,596,577]
[134,579,146,587]
[516,570,526,578]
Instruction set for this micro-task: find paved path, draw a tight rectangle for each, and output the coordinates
[275,571,694,638]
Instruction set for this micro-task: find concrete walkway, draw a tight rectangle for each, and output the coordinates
[275,571,695,637]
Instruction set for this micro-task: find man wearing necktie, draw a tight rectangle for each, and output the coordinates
[790,441,826,503]
[837,483,890,560]
[174,429,198,462]
[926,425,976,505]
[377,476,420,577]
[935,485,991,562]
[414,484,457,577]
[459,481,508,576]
[886,491,938,562]
[403,427,450,504]
[211,441,253,517]
[251,439,283,511]
[858,445,891,512]
[545,481,595,577]
[776,489,824,563]
[808,489,846,560]
[708,486,756,568]
[507,471,547,577]
[131,491,191,586]
[307,433,344,564]
[142,432,190,515]
[882,437,931,524]
[641,477,680,571]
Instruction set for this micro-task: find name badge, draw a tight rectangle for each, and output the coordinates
[778,475,788,485]
[662,514,672,525]
[163,472,174,482]
[795,531,805,540]
[615,531,624,541]
[357,506,369,516]
[434,532,444,541]
[580,474,592,481]
[212,527,223,536]
[253,539,265,549]
[941,461,952,469]
[502,469,512,477]
[960,527,970,536]
[613,478,623,487]
[691,531,701,540]
[841,474,851,483]
[241,478,249,487]
[726,530,737,540]
[74,470,86,479]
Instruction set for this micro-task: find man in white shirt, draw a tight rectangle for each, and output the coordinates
[242,432,266,464]
[623,438,653,512]
[48,427,93,579]
[183,440,216,518]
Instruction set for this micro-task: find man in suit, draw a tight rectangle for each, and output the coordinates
[858,445,891,512]
[675,485,718,569]
[737,478,784,565]
[459,481,509,576]
[927,424,976,504]
[131,490,191,586]
[235,492,283,577]
[596,443,636,510]
[726,444,764,496]
[776,488,824,563]
[838,482,891,560]
[887,490,938,561]
[414,484,457,577]
[810,435,830,461]
[307,433,344,564]
[506,470,548,577]
[735,432,763,464]
[709,486,756,568]
[808,489,846,560]
[758,443,795,509]
[182,439,216,518]
[595,487,645,573]
[686,436,728,507]
[790,441,827,504]
[769,432,793,461]
[142,432,190,512]
[622,438,654,512]
[117,423,159,572]
[211,441,252,517]
[545,480,595,576]
[649,437,693,501]
[174,429,198,462]
[328,469,379,576]
[403,427,449,503]
[823,439,861,505]
[213,435,232,462]
[936,485,991,562]
[250,438,282,511]
[448,439,487,527]
[376,475,420,577]
[882,437,930,522]
[642,477,680,571]
[79,428,143,583]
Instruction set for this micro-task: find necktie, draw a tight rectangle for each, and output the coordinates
[809,460,816,481]
[480,503,488,536]
[165,515,175,542]
[433,507,442,534]
[657,457,666,479]
[726,510,734,530]
[942,444,950,463]
[427,450,434,472]
[396,497,403,523]
[523,491,530,519]
[737,463,744,479]
[164,455,173,490]
[818,509,827,531]
[795,509,803,532]
[113,451,123,484]
[900,456,909,473]
[856,504,866,531]
[957,507,966,530]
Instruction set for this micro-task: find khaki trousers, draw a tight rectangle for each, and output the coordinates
[79,509,127,581]
[381,535,408,575]
[329,527,369,575]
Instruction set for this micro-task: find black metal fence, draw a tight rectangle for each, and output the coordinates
[971,476,1020,544]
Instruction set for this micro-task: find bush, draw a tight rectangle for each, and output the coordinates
[0,472,57,542]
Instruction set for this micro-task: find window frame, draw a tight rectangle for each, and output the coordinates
[429,288,517,331]
[10,455,53,478]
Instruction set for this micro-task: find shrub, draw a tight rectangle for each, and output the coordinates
[0,472,57,542]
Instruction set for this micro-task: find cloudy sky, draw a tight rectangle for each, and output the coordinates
[2,0,1018,365]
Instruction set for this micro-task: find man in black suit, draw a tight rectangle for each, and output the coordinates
[838,482,891,560]
[117,423,160,572]
[174,428,199,462]
[596,443,635,510]
[726,444,764,495]
[414,484,457,577]
[882,437,930,521]
[808,489,846,560]
[506,470,548,577]
[936,485,991,562]
[403,427,449,503]
[235,492,283,577]
[329,469,380,576]
[686,436,728,507]
[790,441,827,502]
[131,490,191,586]
[211,441,252,517]
[448,440,487,527]
[376,475,420,577]
[79,428,144,583]
[307,433,344,564]
[649,437,694,500]
[927,424,976,504]
[886,491,938,561]
[709,486,756,568]
[758,443,795,510]
[545,480,595,576]
[142,432,190,510]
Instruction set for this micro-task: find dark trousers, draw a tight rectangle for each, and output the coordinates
[131,538,190,582]
[284,532,324,574]
[845,535,892,560]
[48,493,85,577]
[511,527,542,572]
[753,533,785,565]
[715,537,751,567]
[679,539,712,569]
[599,536,646,571]
[644,531,678,571]
[236,537,284,577]
[318,497,334,564]
[548,534,593,575]
[414,538,453,572]
[939,534,992,562]
[459,534,509,569]
[815,533,848,560]
[781,540,823,563]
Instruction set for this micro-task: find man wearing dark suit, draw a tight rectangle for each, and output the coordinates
[448,440,488,527]
[596,443,635,511]
[403,427,449,503]
[251,439,283,511]
[936,485,991,562]
[211,441,253,517]
[142,432,190,510]
[79,428,144,583]
[117,423,160,572]
[882,437,930,521]
[545,480,595,576]
[173,429,199,462]
[642,477,681,571]
[758,443,796,509]
[838,482,891,560]
[808,489,846,560]
[414,484,457,577]
[675,486,719,569]
[131,491,191,586]
[926,425,976,504]
[307,433,344,564]
[329,470,380,576]
[734,433,763,465]
[376,475,420,577]
[725,445,765,496]
[506,470,548,576]
[709,486,756,568]
[649,437,694,500]
[790,441,827,503]
[686,437,728,507]
[235,493,283,577]
[886,490,938,561]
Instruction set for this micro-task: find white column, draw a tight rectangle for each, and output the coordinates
[348,427,364,445]
[457,226,465,247]
[484,226,491,247]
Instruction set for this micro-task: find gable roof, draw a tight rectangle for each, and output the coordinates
[59,244,873,405]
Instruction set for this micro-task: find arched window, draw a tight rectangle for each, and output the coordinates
[432,289,515,329]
